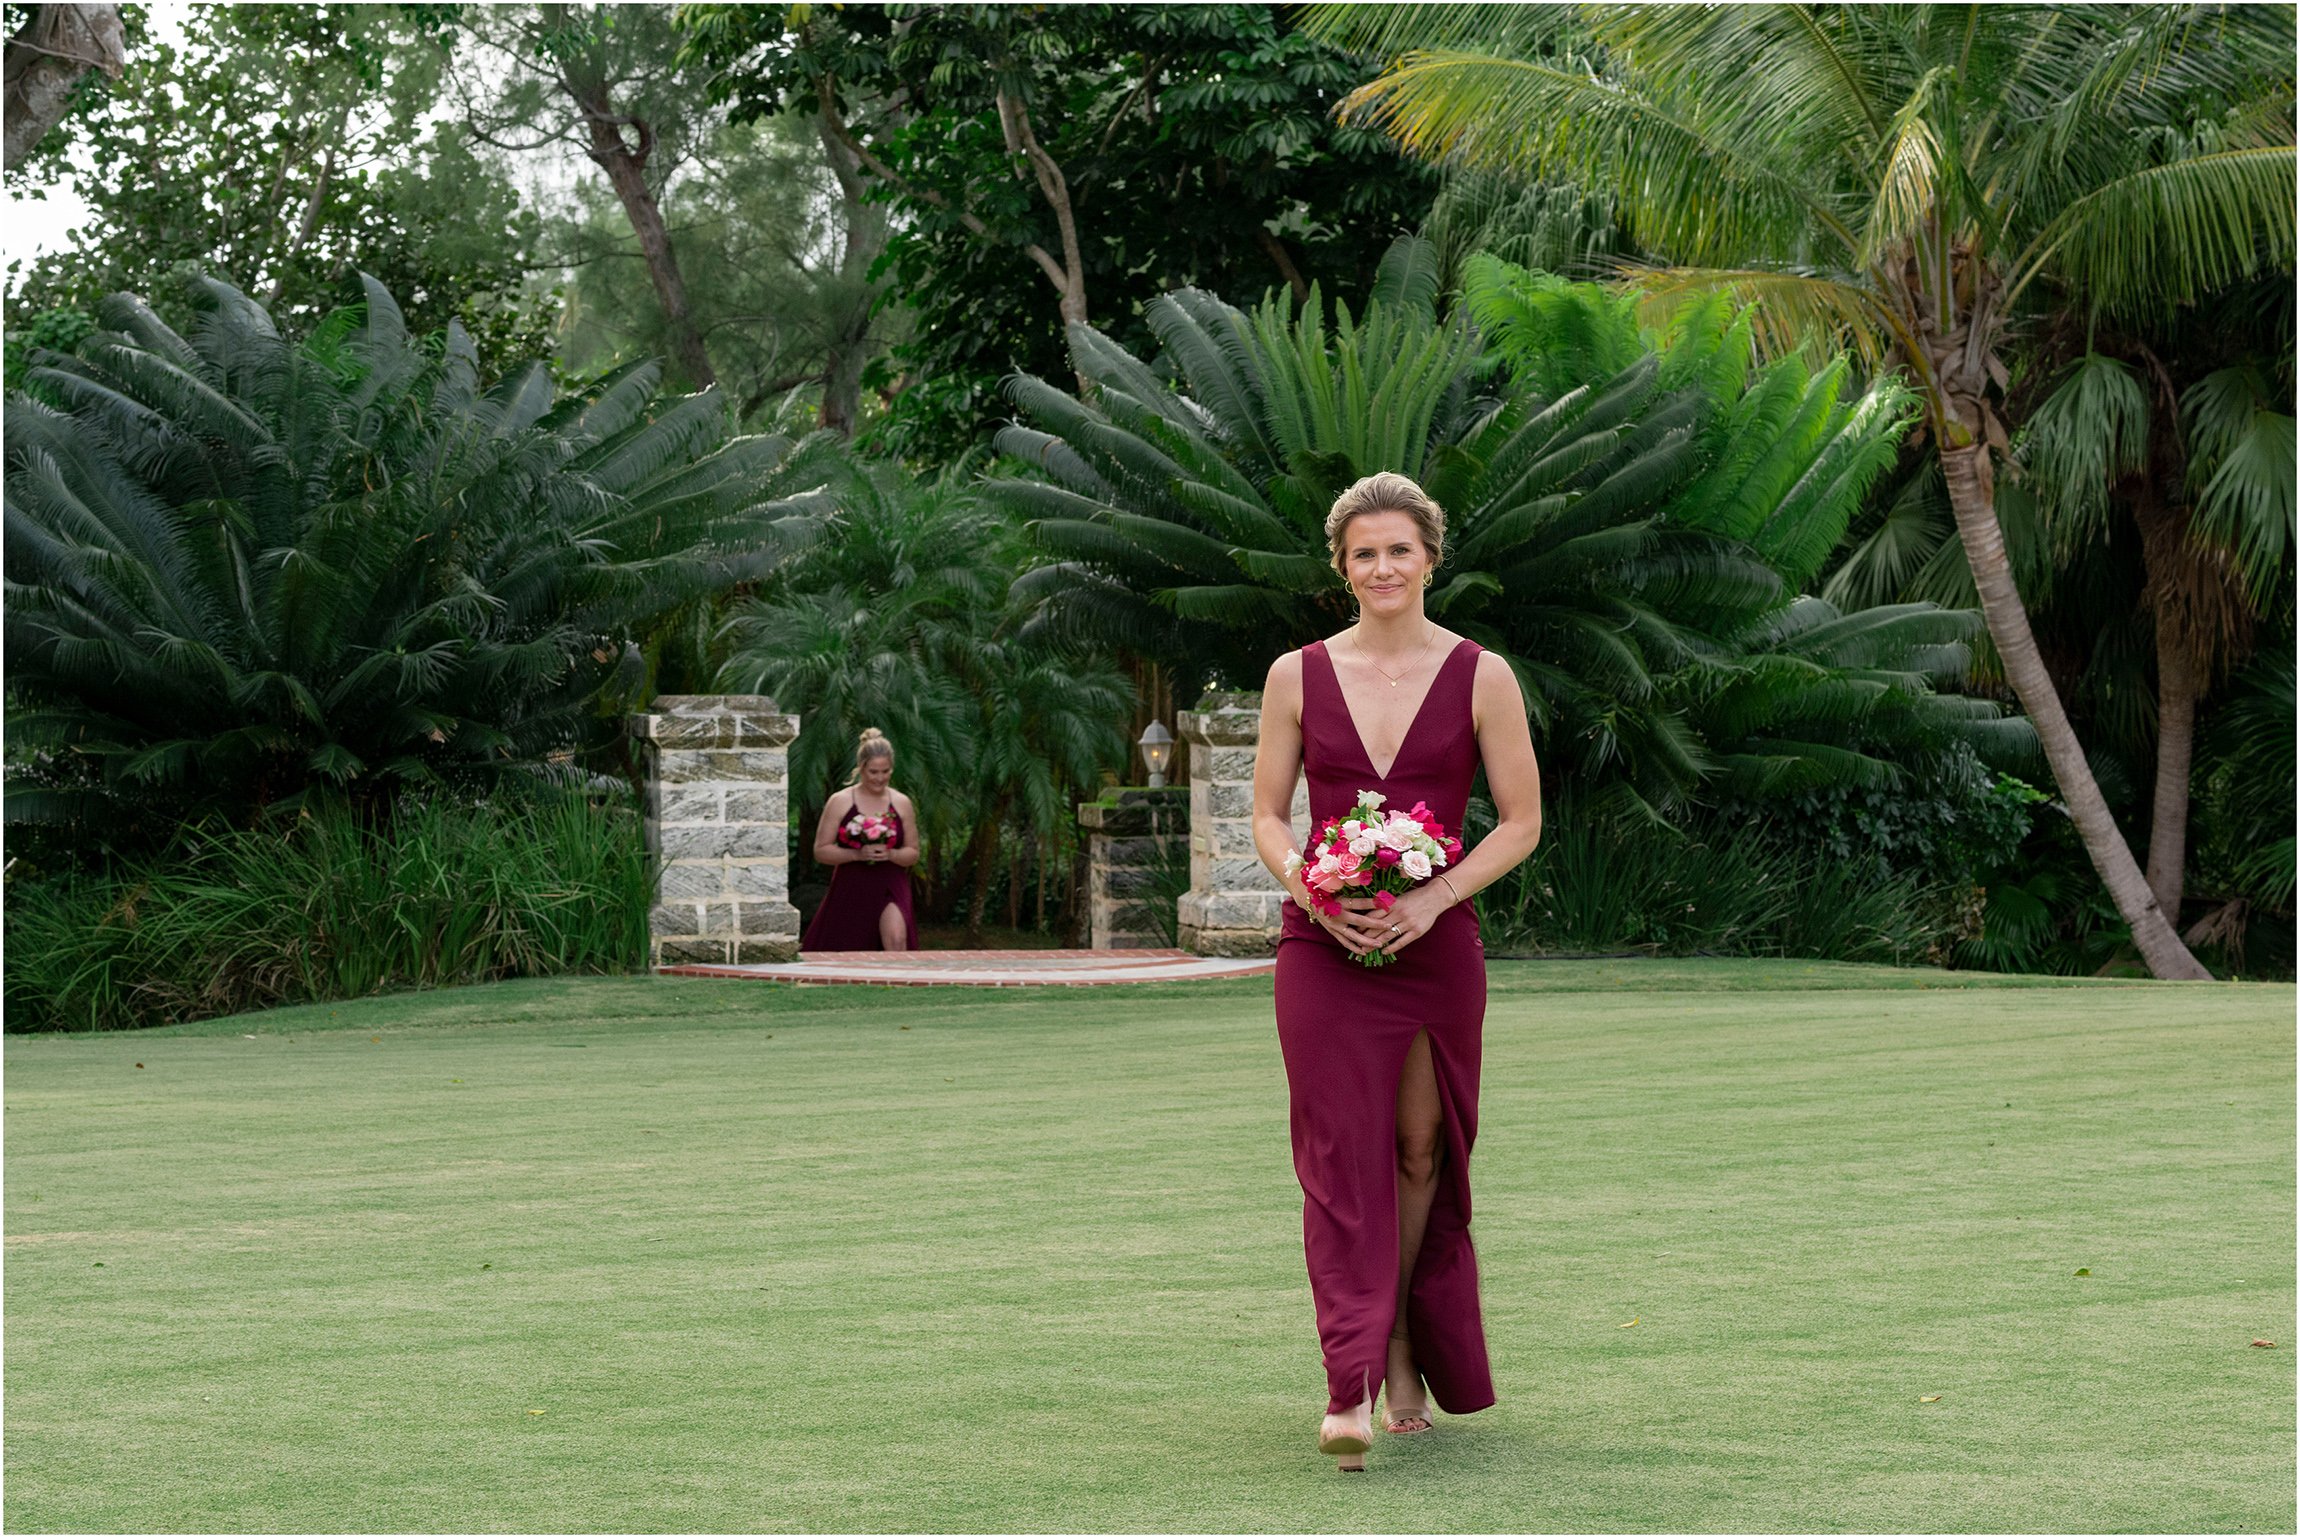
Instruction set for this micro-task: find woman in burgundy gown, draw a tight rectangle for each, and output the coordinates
[802,727,920,952]
[1254,473,1545,1471]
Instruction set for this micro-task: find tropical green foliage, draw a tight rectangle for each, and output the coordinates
[1318,2,2296,981]
[2195,645,2297,917]
[4,275,833,836]
[989,242,2023,815]
[3,789,648,1033]
[1468,789,1954,962]
[1315,4,2295,356]
[715,460,1133,935]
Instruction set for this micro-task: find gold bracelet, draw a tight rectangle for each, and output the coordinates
[1437,872,1463,907]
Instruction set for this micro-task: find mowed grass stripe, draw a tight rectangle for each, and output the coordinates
[4,961,2290,1532]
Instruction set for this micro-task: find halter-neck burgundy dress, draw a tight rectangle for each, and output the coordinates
[1275,636,1496,1418]
[800,791,919,951]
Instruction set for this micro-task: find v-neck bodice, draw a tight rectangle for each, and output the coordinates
[1281,636,1485,949]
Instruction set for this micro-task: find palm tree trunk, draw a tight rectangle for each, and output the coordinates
[2147,631,2199,919]
[964,798,1008,945]
[1939,443,2210,979]
[2132,488,2213,921]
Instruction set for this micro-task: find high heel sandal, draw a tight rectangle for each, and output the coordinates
[1385,1340,1434,1434]
[1383,1392,1434,1436]
[1317,1397,1374,1471]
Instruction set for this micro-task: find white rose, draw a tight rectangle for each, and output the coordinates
[1359,790,1386,810]
[1341,819,1363,838]
[1379,818,1418,851]
[1348,832,1380,858]
[1401,849,1433,880]
[1282,848,1304,877]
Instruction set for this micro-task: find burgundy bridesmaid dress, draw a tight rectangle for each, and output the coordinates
[800,791,920,951]
[1275,637,1496,1418]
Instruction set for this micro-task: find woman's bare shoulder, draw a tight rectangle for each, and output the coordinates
[1264,649,1306,691]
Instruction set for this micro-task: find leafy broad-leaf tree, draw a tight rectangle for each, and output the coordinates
[4,275,832,837]
[6,5,555,368]
[680,2,1439,460]
[1316,2,2297,976]
[987,241,2023,819]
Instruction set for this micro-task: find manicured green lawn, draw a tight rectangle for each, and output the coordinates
[5,960,2291,1532]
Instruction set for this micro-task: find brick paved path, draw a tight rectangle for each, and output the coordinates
[658,948,1274,988]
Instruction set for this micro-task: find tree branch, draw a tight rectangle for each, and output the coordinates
[815,74,1073,297]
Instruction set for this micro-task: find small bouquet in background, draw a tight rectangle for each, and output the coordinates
[1283,789,1464,968]
[838,810,898,851]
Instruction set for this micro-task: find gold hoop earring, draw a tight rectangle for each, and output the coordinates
[1423,571,1434,588]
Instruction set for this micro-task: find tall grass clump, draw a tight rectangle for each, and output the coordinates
[4,792,649,1032]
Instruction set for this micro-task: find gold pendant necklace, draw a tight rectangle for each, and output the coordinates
[1354,623,1436,686]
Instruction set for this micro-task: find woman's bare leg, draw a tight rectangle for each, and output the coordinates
[1387,1029,1442,1429]
[879,902,906,951]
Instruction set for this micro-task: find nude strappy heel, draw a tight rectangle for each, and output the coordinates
[1318,1397,1374,1471]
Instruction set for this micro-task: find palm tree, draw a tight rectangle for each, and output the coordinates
[2017,342,2289,919]
[1317,4,2295,975]
[5,275,829,833]
[990,241,2014,819]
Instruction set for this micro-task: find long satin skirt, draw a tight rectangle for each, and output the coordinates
[1273,911,1495,1416]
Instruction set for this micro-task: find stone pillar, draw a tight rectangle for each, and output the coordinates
[630,695,801,966]
[1077,787,1189,949]
[1177,691,1308,957]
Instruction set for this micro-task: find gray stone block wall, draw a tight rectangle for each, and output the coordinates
[630,695,802,965]
[1177,691,1308,957]
[1078,788,1188,949]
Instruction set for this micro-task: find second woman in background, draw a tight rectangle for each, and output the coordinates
[801,727,921,952]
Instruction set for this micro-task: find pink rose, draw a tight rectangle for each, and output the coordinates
[1374,890,1397,910]
[1375,846,1401,868]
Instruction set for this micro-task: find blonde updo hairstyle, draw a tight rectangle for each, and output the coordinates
[848,727,894,785]
[1324,471,1446,583]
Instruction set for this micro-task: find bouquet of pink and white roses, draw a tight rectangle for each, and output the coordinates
[838,809,899,851]
[1283,789,1465,968]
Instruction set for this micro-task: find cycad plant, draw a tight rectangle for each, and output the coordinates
[1316,3,2297,974]
[1679,596,2035,799]
[990,241,2002,817]
[5,276,833,835]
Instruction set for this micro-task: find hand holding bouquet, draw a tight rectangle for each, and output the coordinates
[1282,790,1465,968]
[838,810,899,859]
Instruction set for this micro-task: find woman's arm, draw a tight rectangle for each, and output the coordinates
[1365,652,1542,958]
[890,792,921,868]
[1441,652,1544,901]
[812,796,855,866]
[1252,652,1389,955]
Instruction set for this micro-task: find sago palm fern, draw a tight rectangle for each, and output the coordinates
[989,241,1980,816]
[1316,2,2296,974]
[5,275,832,832]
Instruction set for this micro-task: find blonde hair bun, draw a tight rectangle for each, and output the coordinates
[1324,472,1445,578]
[851,727,895,783]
